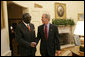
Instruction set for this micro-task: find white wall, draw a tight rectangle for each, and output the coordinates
[13,1,84,35]
[12,1,84,23]
[1,1,11,56]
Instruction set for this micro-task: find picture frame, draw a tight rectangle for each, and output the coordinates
[55,3,66,19]
[73,35,81,46]
[1,1,5,29]
[78,13,84,21]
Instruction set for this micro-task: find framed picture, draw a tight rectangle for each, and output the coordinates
[55,3,66,19]
[1,1,5,29]
[78,13,84,21]
[73,35,81,46]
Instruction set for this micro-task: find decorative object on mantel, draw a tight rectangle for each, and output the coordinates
[52,19,75,26]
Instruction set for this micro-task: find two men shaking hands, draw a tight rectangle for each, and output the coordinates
[15,13,61,56]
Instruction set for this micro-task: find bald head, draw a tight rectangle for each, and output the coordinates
[22,13,31,24]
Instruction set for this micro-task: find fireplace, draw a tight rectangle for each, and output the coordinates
[59,33,71,45]
[58,25,74,48]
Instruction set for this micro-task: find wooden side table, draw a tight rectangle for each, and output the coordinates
[79,51,84,56]
[79,45,84,56]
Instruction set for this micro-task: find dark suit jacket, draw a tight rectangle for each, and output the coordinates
[36,24,61,56]
[15,22,36,56]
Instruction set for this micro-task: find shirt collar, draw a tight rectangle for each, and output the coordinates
[23,21,29,26]
[44,23,50,27]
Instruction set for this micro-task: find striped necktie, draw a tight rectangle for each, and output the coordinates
[27,25,31,32]
[45,25,47,40]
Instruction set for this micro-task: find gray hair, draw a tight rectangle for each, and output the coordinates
[43,13,50,21]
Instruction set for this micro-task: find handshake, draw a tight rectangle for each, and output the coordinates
[30,42,37,48]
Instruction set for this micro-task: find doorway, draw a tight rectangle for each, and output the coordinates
[7,1,27,56]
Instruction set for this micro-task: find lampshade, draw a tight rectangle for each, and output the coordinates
[74,21,84,36]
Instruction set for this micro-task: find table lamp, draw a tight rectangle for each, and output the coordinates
[74,21,84,52]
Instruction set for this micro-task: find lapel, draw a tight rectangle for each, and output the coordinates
[42,24,45,38]
[48,24,52,39]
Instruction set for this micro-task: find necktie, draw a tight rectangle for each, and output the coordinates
[27,25,31,32]
[45,25,47,40]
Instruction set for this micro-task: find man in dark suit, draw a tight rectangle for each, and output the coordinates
[15,13,36,56]
[36,14,61,56]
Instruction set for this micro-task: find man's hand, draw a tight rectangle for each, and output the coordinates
[30,42,36,47]
[55,51,61,56]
